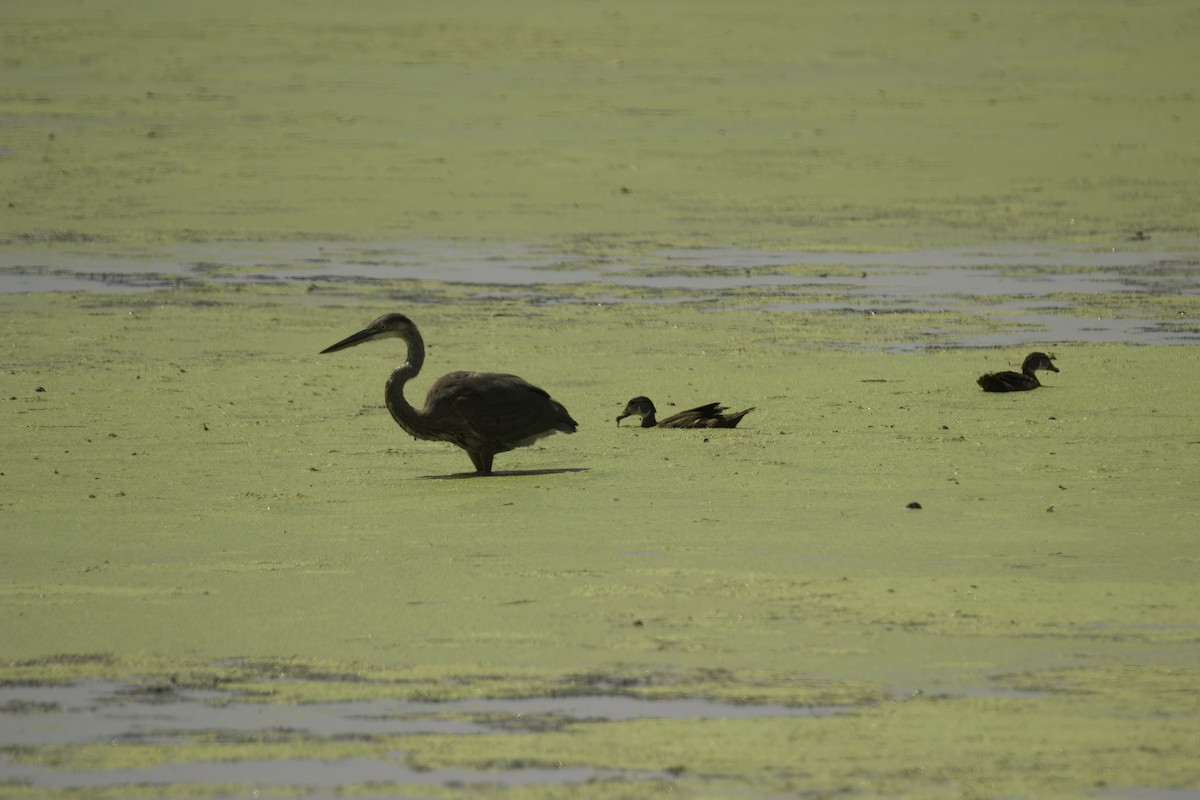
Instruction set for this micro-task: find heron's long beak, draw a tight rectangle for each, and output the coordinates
[615,413,628,427]
[320,325,379,354]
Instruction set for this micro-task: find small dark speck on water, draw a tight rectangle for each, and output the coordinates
[35,386,46,392]
[906,501,922,509]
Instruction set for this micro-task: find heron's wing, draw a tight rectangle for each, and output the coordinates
[437,372,576,447]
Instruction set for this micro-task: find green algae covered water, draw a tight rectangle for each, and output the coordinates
[2,287,1198,797]
[2,1,1199,797]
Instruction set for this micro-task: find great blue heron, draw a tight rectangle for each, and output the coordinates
[320,313,578,474]
[616,396,755,428]
[977,352,1059,392]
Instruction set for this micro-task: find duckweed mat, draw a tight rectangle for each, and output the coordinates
[3,1,1198,250]
[3,0,1199,794]
[2,284,1198,797]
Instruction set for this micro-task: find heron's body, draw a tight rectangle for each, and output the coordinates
[616,396,754,429]
[321,313,577,474]
[977,352,1059,392]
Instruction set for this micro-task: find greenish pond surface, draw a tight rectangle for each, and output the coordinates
[2,1,1199,797]
[3,0,1198,250]
[2,286,1198,797]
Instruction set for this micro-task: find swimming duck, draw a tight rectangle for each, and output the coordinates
[976,352,1059,392]
[616,396,755,428]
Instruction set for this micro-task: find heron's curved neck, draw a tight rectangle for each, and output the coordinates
[384,332,427,438]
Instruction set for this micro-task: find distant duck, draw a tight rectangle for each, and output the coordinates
[977,352,1059,392]
[616,396,755,428]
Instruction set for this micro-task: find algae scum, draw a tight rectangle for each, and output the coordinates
[2,242,1199,798]
[4,0,1200,795]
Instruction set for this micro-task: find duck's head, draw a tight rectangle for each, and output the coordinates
[1024,352,1059,373]
[616,396,657,427]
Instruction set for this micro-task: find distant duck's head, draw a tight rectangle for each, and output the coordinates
[1023,352,1059,374]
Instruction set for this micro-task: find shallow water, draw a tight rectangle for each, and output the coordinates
[0,679,843,792]
[0,755,671,793]
[2,240,1197,349]
[0,679,849,748]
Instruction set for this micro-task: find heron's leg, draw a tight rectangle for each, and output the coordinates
[465,449,495,475]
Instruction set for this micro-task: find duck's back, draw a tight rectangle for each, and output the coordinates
[659,403,755,428]
[976,371,1038,392]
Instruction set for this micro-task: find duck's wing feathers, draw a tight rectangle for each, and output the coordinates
[718,407,755,427]
[658,402,727,427]
[976,371,1037,392]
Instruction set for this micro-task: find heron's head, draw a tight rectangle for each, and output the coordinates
[616,396,657,426]
[320,313,417,353]
[1024,352,1059,373]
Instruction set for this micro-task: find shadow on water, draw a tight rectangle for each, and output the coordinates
[418,467,590,480]
[2,240,1198,349]
[0,679,847,793]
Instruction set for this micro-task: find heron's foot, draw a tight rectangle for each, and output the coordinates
[467,449,496,474]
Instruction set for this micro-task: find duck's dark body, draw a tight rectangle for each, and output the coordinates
[616,396,754,429]
[977,352,1059,392]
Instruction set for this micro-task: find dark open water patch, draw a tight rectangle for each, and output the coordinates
[1,240,1198,348]
[1,756,673,794]
[0,679,842,794]
[1095,790,1200,800]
